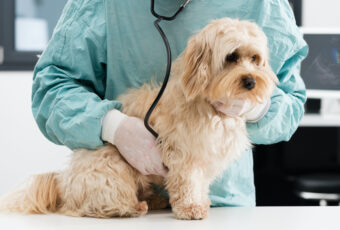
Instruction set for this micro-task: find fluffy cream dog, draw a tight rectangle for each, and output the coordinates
[0,18,277,220]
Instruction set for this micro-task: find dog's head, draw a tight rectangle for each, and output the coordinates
[179,18,278,108]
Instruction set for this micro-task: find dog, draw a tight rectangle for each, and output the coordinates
[0,18,278,220]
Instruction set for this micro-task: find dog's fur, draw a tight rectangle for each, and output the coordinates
[0,18,278,220]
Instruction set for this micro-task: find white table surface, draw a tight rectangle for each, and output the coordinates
[0,207,339,230]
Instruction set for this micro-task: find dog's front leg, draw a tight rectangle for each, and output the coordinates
[166,168,211,220]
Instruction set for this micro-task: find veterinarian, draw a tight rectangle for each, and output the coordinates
[32,0,307,207]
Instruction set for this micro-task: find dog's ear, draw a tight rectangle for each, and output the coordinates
[181,36,212,101]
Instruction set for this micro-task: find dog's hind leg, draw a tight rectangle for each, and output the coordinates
[57,145,149,218]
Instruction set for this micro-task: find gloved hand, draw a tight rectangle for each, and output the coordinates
[212,99,253,118]
[212,98,270,122]
[101,110,168,177]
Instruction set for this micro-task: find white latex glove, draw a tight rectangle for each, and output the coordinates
[212,99,253,118]
[212,98,270,122]
[101,110,168,177]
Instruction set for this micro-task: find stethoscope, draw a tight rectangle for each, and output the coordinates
[144,0,191,138]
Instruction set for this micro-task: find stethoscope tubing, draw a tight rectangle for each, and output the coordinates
[144,0,191,138]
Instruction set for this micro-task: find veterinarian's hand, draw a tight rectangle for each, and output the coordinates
[212,99,252,117]
[114,116,168,176]
[212,99,270,122]
[102,110,168,176]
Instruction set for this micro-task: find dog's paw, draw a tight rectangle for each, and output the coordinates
[134,201,148,216]
[172,203,209,220]
[124,201,149,217]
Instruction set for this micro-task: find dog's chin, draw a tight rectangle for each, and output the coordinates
[214,110,230,119]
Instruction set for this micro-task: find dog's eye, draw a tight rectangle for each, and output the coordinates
[226,52,239,63]
[251,55,257,62]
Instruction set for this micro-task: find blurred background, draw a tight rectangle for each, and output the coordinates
[0,0,339,206]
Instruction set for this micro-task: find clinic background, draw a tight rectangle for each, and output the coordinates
[0,0,340,205]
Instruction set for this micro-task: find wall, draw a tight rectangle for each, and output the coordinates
[0,71,69,196]
[302,0,340,27]
[16,0,68,37]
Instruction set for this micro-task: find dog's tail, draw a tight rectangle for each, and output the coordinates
[0,172,60,214]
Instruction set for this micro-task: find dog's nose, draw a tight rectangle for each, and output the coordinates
[242,76,256,90]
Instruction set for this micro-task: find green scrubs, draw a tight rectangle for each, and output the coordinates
[32,0,308,207]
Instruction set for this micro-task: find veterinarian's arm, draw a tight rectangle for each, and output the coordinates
[245,0,309,145]
[246,45,308,145]
[32,0,119,150]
